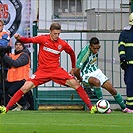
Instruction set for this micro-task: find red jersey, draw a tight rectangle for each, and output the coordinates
[20,34,76,71]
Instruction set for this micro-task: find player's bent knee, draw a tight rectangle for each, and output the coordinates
[66,79,80,89]
[20,86,29,94]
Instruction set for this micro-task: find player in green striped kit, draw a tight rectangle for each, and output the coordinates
[74,37,125,112]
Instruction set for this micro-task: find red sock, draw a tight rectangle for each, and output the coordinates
[6,90,24,112]
[76,86,92,110]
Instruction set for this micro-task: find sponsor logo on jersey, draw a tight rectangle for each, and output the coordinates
[43,46,60,54]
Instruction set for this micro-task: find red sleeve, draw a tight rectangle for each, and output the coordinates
[20,37,37,43]
[64,42,76,68]
[69,49,76,68]
[19,35,45,44]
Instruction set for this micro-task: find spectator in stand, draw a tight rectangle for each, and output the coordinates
[0,19,10,47]
[0,41,34,110]
[0,19,11,83]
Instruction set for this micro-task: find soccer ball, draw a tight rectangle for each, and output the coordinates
[96,99,110,113]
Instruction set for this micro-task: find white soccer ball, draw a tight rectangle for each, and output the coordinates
[96,99,110,113]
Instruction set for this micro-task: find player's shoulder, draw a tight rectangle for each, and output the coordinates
[77,45,89,57]
[36,34,49,40]
[82,44,89,51]
[39,34,49,37]
[58,38,68,45]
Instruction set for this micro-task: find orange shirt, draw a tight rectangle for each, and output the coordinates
[7,53,30,82]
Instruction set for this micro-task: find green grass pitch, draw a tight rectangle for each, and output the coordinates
[0,110,133,133]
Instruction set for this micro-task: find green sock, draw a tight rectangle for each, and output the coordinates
[94,87,103,100]
[114,93,125,110]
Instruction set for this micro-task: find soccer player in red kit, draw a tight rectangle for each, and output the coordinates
[0,22,97,114]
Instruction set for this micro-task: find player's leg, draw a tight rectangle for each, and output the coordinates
[87,69,125,110]
[93,87,103,100]
[6,80,28,108]
[0,80,34,114]
[5,69,51,113]
[6,80,35,112]
[88,77,112,113]
[88,77,103,100]
[91,69,125,110]
[66,78,97,113]
[52,68,97,113]
[102,80,125,110]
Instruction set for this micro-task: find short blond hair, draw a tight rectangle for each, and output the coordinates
[50,22,61,31]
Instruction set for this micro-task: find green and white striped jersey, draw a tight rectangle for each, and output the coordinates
[76,45,98,75]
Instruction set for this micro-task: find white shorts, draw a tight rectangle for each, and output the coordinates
[82,69,108,86]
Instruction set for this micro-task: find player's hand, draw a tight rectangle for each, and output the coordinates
[69,68,75,76]
[14,34,21,40]
[78,77,82,82]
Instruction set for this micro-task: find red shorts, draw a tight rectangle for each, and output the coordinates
[27,67,74,87]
